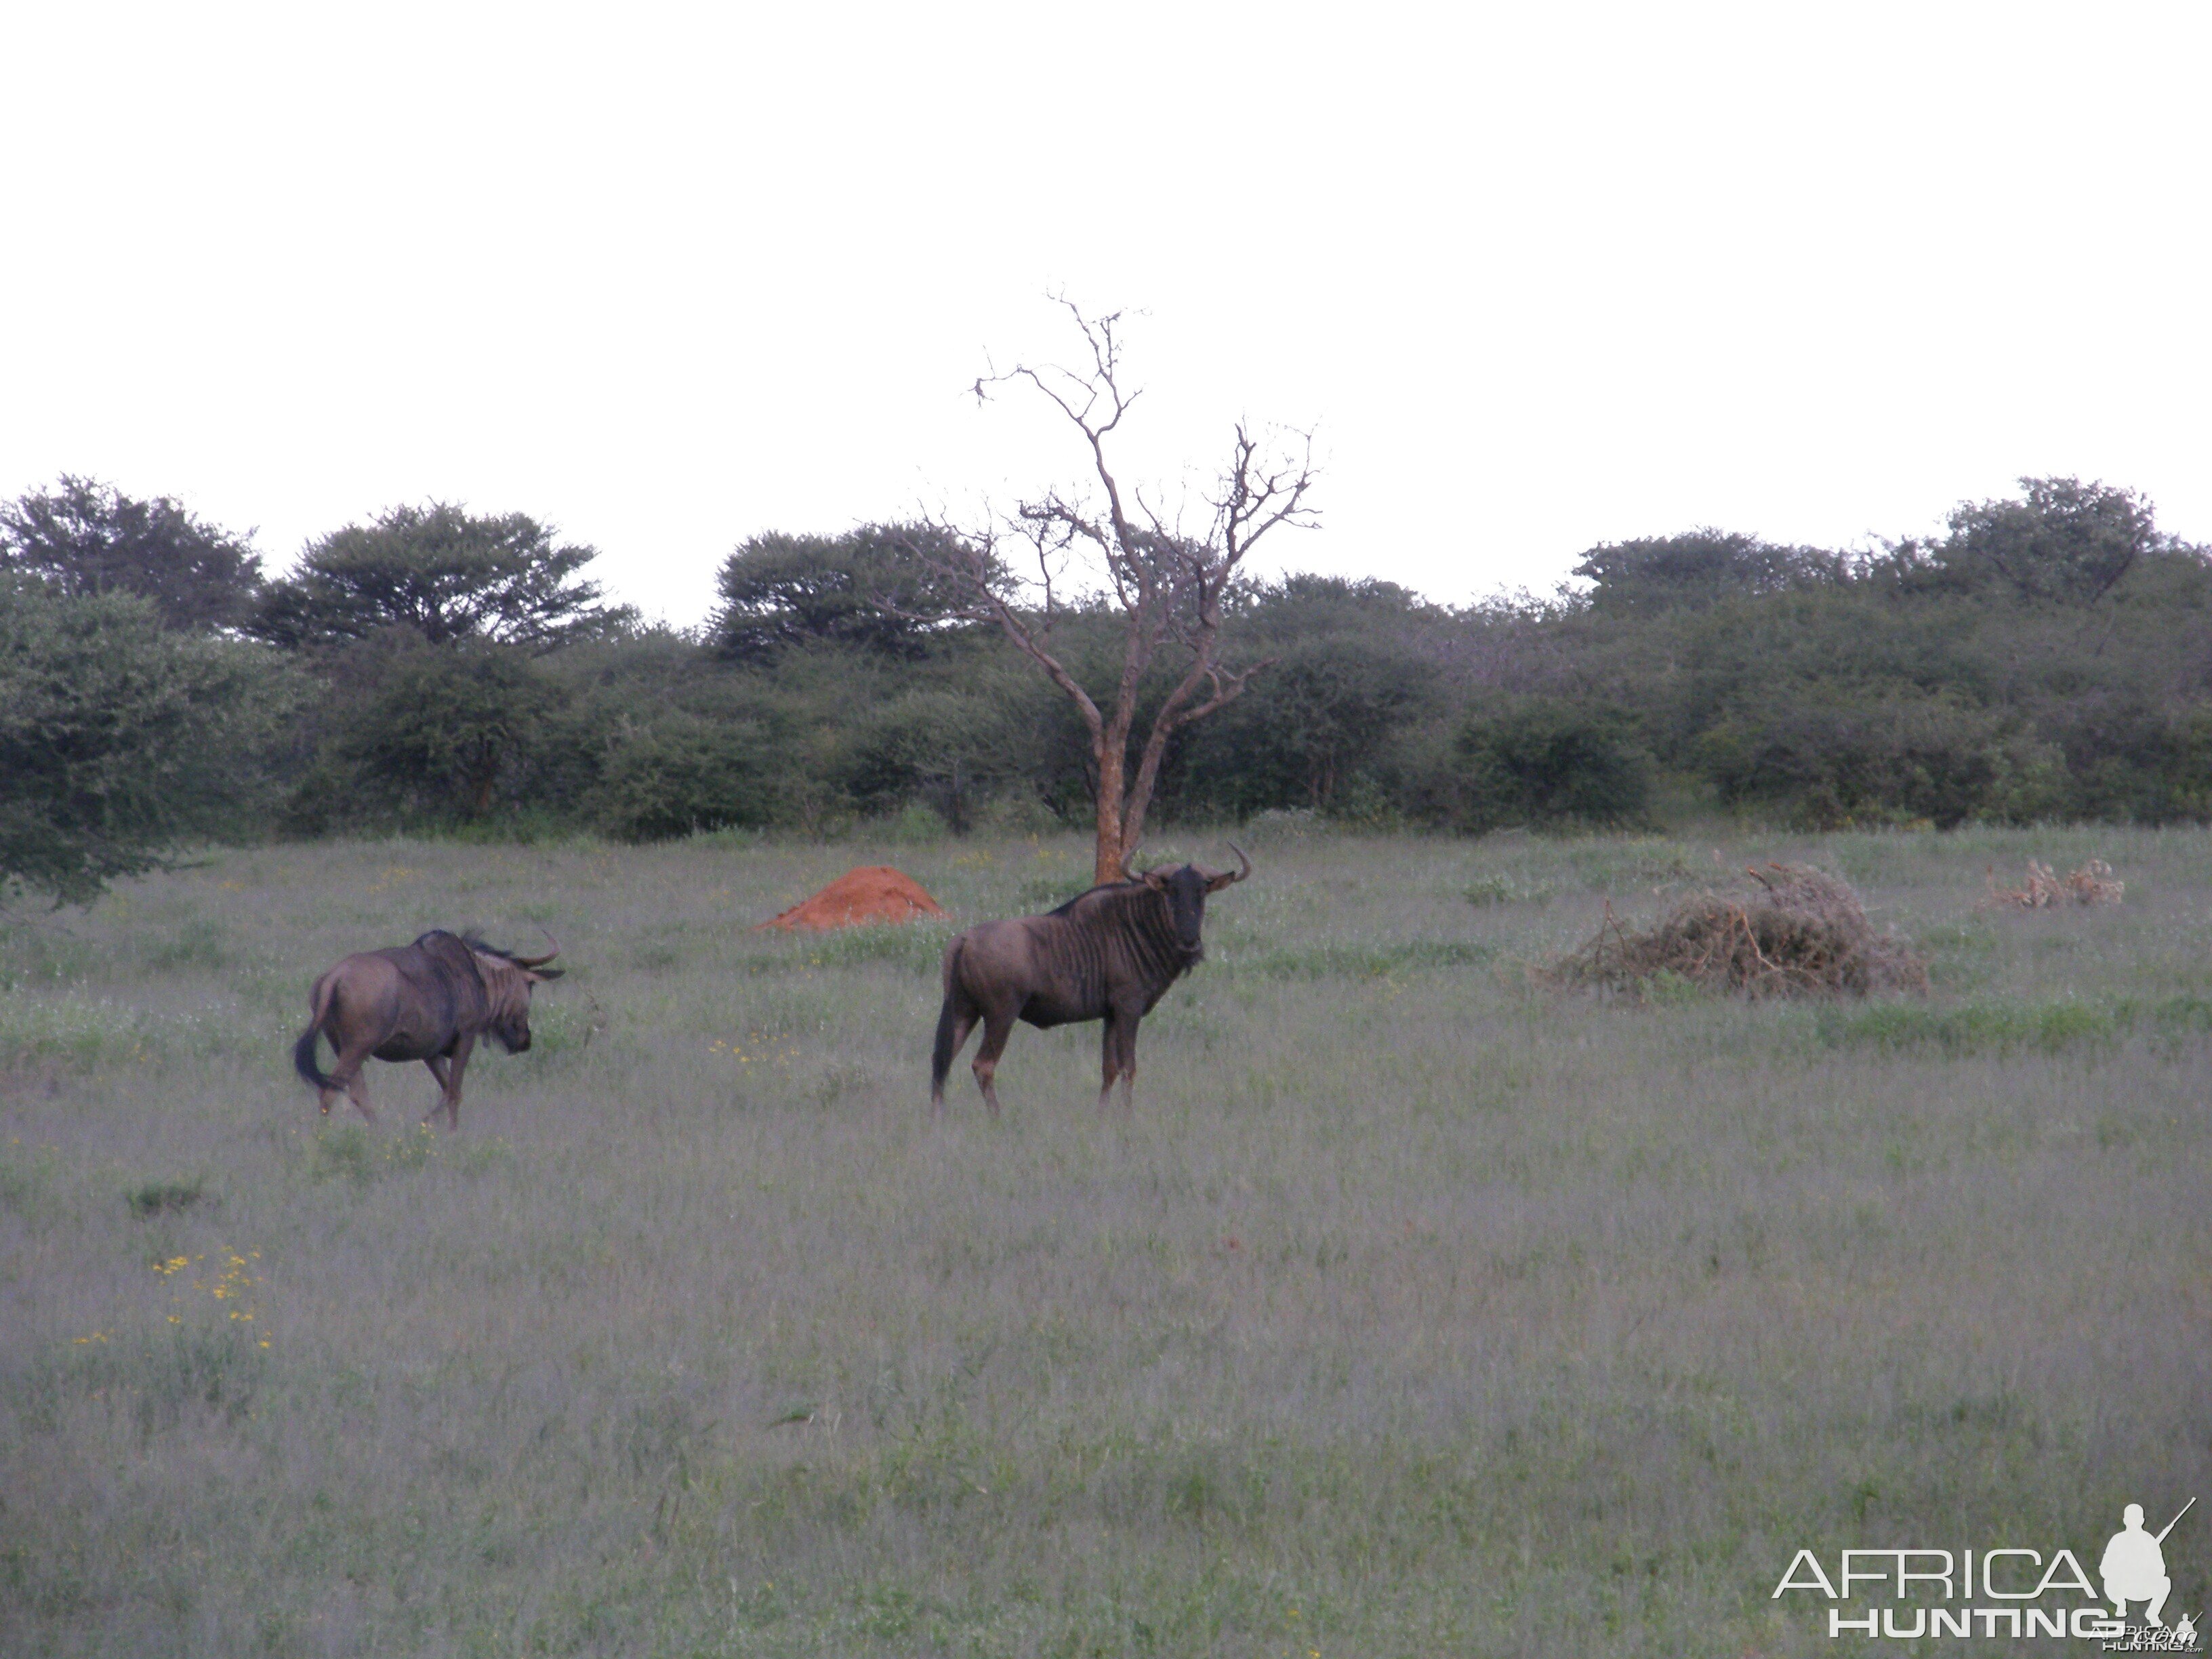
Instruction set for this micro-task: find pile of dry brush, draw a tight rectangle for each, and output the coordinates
[1551,863,1929,999]
[1984,858,2125,908]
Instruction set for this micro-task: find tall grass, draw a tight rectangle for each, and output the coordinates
[1,825,2207,1655]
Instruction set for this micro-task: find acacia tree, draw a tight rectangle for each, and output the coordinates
[251,502,631,651]
[1941,476,2160,606]
[1,476,264,630]
[895,306,1317,884]
[710,523,976,662]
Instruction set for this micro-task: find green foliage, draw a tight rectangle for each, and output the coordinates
[1572,529,1843,615]
[710,524,978,662]
[1545,483,2212,829]
[972,792,1061,835]
[1694,689,2058,829]
[1,476,264,631]
[253,502,632,651]
[319,637,557,822]
[1170,577,1437,819]
[2036,699,2212,824]
[1446,698,1654,832]
[1181,639,1428,814]
[1901,476,2163,605]
[1462,873,1553,906]
[885,802,949,844]
[13,472,2212,859]
[0,579,303,901]
[588,710,773,841]
[841,683,1044,830]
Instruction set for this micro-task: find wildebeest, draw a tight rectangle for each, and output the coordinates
[930,846,1250,1115]
[293,930,562,1129]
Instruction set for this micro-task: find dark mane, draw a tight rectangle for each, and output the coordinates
[1046,867,1215,919]
[1047,880,1145,918]
[417,930,528,966]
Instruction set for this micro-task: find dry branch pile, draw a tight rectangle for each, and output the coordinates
[1984,859,2124,909]
[1551,863,1929,998]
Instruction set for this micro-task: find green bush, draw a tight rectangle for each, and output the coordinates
[0,579,304,901]
[16,466,2202,859]
[1441,699,1654,832]
[2043,700,2212,823]
[590,714,773,840]
[1694,691,2060,829]
[886,802,948,844]
[1167,578,1438,820]
[974,793,1061,835]
[317,638,557,823]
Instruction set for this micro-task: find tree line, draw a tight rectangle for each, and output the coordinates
[6,458,2207,903]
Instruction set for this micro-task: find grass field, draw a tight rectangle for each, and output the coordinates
[3,823,2209,1656]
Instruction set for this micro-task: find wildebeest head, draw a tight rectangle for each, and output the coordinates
[468,937,564,1052]
[1135,844,1252,953]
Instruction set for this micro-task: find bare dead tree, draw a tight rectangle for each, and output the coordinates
[890,305,1317,886]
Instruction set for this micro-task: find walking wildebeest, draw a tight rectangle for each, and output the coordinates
[293,930,562,1129]
[930,846,1250,1116]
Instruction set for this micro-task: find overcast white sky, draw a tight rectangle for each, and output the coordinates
[3,3,2207,623]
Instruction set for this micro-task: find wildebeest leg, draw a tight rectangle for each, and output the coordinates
[424,1056,452,1123]
[325,1038,378,1122]
[972,1007,1016,1118]
[1112,1010,1141,1113]
[1097,1012,1124,1112]
[436,1034,476,1131]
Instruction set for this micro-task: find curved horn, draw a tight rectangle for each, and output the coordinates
[1200,843,1252,893]
[1118,840,1147,880]
[511,926,561,969]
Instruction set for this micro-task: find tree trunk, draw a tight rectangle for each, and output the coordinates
[1093,742,1127,885]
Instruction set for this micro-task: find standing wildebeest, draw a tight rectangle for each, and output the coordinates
[293,930,562,1129]
[930,847,1250,1116]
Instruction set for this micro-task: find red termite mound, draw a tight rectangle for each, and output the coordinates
[754,866,947,932]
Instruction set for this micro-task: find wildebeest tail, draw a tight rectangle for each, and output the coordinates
[293,975,339,1091]
[930,939,966,1094]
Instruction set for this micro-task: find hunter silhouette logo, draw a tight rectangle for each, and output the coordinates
[2098,1499,2198,1652]
[2102,1500,2190,1626]
[1769,1495,2200,1645]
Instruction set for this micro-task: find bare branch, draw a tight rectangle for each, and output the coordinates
[954,303,1318,881]
[874,523,1104,739]
[1172,655,1276,729]
[1118,650,1278,856]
